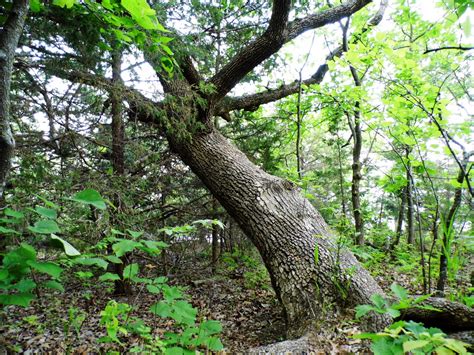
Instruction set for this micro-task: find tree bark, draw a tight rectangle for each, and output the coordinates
[0,0,29,198]
[391,186,406,249]
[167,128,391,336]
[437,154,469,294]
[406,149,415,245]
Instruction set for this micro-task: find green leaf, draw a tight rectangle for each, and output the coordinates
[27,260,62,279]
[74,257,108,269]
[112,239,141,257]
[4,244,37,265]
[43,280,64,292]
[123,263,139,280]
[99,272,121,281]
[372,337,403,355]
[126,230,143,239]
[164,347,184,355]
[33,206,57,220]
[390,283,408,300]
[206,337,224,351]
[146,284,162,294]
[4,208,24,219]
[52,0,75,8]
[15,278,36,292]
[162,285,183,301]
[355,304,375,319]
[150,301,171,317]
[403,340,430,353]
[121,0,167,31]
[50,235,81,256]
[200,320,222,335]
[0,226,20,235]
[70,189,106,210]
[173,300,197,325]
[370,294,387,309]
[28,220,61,234]
[386,308,401,318]
[105,255,123,264]
[0,292,35,307]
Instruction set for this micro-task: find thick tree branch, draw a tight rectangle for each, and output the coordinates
[217,0,387,116]
[216,47,342,116]
[286,0,372,41]
[209,0,292,100]
[211,0,374,100]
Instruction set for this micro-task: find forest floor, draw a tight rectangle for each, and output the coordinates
[0,248,467,354]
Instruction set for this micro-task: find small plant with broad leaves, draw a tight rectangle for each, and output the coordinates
[354,284,469,354]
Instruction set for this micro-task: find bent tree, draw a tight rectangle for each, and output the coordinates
[30,0,391,336]
[12,0,472,338]
[132,0,392,336]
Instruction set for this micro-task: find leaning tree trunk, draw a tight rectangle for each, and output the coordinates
[168,128,390,336]
[0,0,29,198]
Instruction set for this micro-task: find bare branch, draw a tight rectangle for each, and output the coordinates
[424,45,474,54]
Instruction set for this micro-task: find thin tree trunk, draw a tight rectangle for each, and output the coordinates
[342,20,364,245]
[406,149,415,244]
[111,49,125,176]
[0,0,29,198]
[211,197,220,272]
[391,187,407,249]
[437,158,468,294]
[336,136,348,217]
[110,48,130,295]
[168,128,391,336]
[350,98,364,245]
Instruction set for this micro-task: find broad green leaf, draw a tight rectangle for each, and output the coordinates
[99,272,121,281]
[162,285,183,301]
[70,189,106,210]
[50,235,81,256]
[164,347,185,355]
[200,320,222,335]
[15,278,36,292]
[28,220,61,234]
[173,300,197,325]
[33,206,57,220]
[0,226,20,235]
[123,263,139,280]
[355,304,375,319]
[4,244,36,265]
[206,337,224,351]
[150,301,171,317]
[127,229,143,239]
[370,293,387,309]
[43,280,64,292]
[74,257,108,269]
[146,284,162,294]
[27,260,62,279]
[4,208,24,219]
[390,283,408,300]
[52,0,75,8]
[121,0,168,31]
[386,308,401,318]
[105,255,122,264]
[0,292,35,307]
[403,340,430,353]
[372,337,403,355]
[112,239,141,257]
